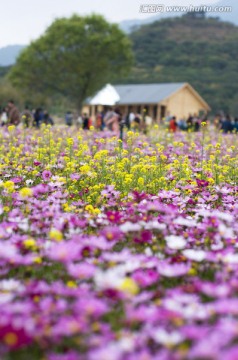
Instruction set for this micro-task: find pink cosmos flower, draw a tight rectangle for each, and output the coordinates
[42,170,52,181]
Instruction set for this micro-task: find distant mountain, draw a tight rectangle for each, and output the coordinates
[121,15,238,114]
[120,11,179,33]
[0,45,26,67]
[119,0,238,33]
[1,0,237,65]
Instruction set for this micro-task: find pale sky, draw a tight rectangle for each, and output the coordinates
[0,0,218,47]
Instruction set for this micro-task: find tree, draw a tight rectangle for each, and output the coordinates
[9,14,134,110]
[0,78,23,108]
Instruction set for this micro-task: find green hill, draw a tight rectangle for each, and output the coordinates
[0,66,11,78]
[125,16,238,115]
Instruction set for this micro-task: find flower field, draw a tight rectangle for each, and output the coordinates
[1,124,238,360]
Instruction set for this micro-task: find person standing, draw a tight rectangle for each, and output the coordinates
[133,113,141,131]
[82,113,89,130]
[95,112,103,130]
[65,111,73,126]
[1,108,8,126]
[186,115,193,131]
[221,114,233,134]
[7,100,20,126]
[108,107,121,135]
[34,108,41,128]
[194,117,200,132]
[104,107,115,130]
[169,116,177,133]
[21,106,33,128]
[234,118,238,133]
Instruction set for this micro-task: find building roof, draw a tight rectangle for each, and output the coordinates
[90,84,120,106]
[87,83,186,105]
[86,82,210,110]
[113,83,186,105]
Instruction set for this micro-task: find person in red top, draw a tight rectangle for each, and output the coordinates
[95,112,102,130]
[169,116,177,132]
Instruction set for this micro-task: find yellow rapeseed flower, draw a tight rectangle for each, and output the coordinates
[8,125,15,132]
[19,187,33,198]
[49,229,63,242]
[3,181,15,193]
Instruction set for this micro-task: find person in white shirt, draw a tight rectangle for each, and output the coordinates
[129,112,135,123]
[1,108,8,126]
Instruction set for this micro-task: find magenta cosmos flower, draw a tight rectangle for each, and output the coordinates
[42,170,52,181]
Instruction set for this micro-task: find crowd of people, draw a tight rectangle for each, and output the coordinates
[1,101,238,136]
[72,109,205,135]
[167,115,205,133]
[0,101,54,128]
[66,108,153,135]
[167,114,238,134]
[214,114,238,134]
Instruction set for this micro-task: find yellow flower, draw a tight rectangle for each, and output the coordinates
[188,268,197,276]
[23,238,36,248]
[138,177,144,186]
[85,204,99,215]
[8,125,15,132]
[207,177,215,185]
[3,181,15,193]
[160,154,167,161]
[49,229,63,242]
[19,187,33,198]
[80,165,91,173]
[66,138,74,146]
[118,277,139,296]
[67,281,77,288]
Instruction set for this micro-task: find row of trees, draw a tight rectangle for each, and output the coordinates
[6,13,238,114]
[8,14,134,111]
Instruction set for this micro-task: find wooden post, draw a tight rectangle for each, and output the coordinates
[91,105,96,122]
[157,104,161,123]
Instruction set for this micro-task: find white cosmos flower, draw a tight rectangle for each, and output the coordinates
[26,179,33,186]
[94,269,122,289]
[144,221,166,230]
[120,222,142,232]
[223,253,238,264]
[0,243,17,259]
[174,217,197,227]
[118,337,135,352]
[144,247,153,256]
[0,279,24,292]
[183,249,206,262]
[165,235,186,250]
[214,211,233,222]
[153,329,184,346]
[0,293,14,304]
[218,223,234,238]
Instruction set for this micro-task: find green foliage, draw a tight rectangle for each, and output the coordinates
[9,14,134,109]
[125,16,238,114]
[0,78,23,108]
[0,66,11,78]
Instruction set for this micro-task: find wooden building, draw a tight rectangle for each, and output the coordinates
[84,82,210,121]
